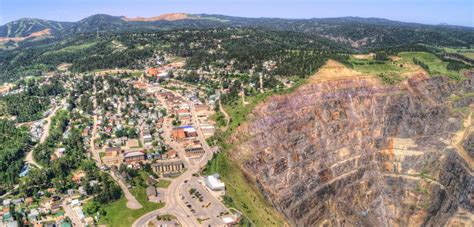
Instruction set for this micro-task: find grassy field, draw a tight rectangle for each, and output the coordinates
[95,186,164,227]
[43,42,97,56]
[156,179,171,188]
[398,51,466,79]
[460,52,474,60]
[349,56,412,76]
[443,47,474,60]
[348,51,466,81]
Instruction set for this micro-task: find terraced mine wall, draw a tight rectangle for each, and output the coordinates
[232,71,474,226]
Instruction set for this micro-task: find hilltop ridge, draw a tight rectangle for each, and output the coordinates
[1,13,472,50]
[122,13,193,21]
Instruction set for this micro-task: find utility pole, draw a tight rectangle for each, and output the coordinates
[96,27,99,39]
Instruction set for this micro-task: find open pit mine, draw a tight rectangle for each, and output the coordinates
[231,61,473,226]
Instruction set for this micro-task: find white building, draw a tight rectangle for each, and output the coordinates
[70,199,80,207]
[205,174,225,191]
[74,207,85,221]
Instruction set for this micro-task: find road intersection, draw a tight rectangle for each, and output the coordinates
[133,86,227,227]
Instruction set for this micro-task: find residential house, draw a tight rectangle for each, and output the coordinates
[146,152,161,160]
[27,209,39,221]
[72,170,86,184]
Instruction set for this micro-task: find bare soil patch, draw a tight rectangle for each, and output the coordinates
[122,13,191,22]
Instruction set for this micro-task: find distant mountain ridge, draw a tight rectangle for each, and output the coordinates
[0,18,73,38]
[121,13,194,21]
[1,13,473,49]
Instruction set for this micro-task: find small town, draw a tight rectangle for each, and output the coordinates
[0,57,241,227]
[1,2,473,227]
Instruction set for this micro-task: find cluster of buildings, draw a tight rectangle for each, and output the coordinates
[146,67,170,79]
[67,198,94,226]
[29,120,45,143]
[100,145,186,177]
[1,194,75,227]
[145,53,184,80]
[90,78,170,158]
[101,146,174,166]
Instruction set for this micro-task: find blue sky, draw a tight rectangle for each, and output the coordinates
[1,0,473,27]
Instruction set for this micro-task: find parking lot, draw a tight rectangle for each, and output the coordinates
[179,177,230,226]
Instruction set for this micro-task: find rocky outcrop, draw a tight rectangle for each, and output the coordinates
[464,133,474,157]
[232,63,474,226]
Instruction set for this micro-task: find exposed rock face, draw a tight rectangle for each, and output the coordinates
[464,133,474,157]
[121,13,192,22]
[232,64,474,226]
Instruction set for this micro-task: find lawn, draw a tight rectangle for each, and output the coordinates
[156,179,171,188]
[95,186,164,227]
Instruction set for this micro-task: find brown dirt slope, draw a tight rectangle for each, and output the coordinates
[122,13,191,22]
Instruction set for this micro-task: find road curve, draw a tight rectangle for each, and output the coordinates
[133,86,216,227]
[24,101,64,169]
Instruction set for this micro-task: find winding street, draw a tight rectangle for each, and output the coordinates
[24,99,66,169]
[132,86,216,227]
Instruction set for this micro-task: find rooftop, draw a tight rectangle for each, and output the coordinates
[124,150,145,158]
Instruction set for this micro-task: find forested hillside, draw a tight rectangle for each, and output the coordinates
[0,18,72,38]
[0,28,350,82]
[0,120,30,188]
[1,13,472,49]
[0,13,473,82]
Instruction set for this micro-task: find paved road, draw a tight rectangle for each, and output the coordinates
[90,80,101,166]
[133,86,218,227]
[24,100,65,169]
[0,185,19,199]
[90,76,142,210]
[62,200,83,226]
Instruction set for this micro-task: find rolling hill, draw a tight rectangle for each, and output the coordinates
[1,13,473,50]
[0,18,72,38]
